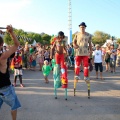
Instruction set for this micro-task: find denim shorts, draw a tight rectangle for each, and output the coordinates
[0,85,21,111]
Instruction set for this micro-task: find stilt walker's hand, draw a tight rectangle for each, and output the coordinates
[74,45,79,49]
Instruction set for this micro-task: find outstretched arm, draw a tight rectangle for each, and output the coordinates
[1,25,20,60]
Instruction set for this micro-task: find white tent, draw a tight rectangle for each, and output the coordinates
[3,43,8,46]
[32,40,36,46]
[102,39,117,48]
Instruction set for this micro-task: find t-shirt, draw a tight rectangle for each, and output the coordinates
[93,50,103,63]
[110,49,116,61]
[29,48,34,54]
[42,65,52,76]
[44,51,49,59]
[73,32,92,56]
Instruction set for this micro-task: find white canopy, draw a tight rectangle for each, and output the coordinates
[102,39,117,47]
[3,43,8,46]
[32,40,36,46]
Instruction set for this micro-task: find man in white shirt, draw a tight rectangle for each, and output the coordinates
[93,44,104,80]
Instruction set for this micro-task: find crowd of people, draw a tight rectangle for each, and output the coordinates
[1,27,120,85]
[0,23,120,120]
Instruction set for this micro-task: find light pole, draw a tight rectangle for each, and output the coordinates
[68,0,72,44]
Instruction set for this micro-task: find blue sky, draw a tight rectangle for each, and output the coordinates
[1,0,120,38]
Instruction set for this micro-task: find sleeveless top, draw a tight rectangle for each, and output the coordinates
[0,52,11,88]
[0,69,11,88]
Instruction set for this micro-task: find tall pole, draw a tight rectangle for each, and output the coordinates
[68,0,72,44]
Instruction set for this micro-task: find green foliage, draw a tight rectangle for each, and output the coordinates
[3,28,45,45]
[41,34,51,44]
[4,33,13,45]
[117,38,120,44]
[4,28,116,47]
[72,34,75,40]
[92,31,111,45]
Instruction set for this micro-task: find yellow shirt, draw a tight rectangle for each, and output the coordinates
[73,32,92,56]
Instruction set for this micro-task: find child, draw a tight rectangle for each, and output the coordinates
[42,60,52,83]
[12,52,24,87]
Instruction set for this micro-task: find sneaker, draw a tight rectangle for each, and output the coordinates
[75,76,81,80]
[84,77,90,81]
[20,84,24,87]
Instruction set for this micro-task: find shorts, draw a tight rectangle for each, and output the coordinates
[14,69,23,76]
[105,58,110,63]
[0,85,21,111]
[95,63,103,72]
[32,60,36,67]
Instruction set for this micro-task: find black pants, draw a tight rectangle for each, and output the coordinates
[95,63,103,72]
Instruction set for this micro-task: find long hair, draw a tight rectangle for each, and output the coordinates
[0,36,3,45]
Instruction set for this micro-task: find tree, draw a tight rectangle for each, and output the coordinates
[117,38,120,44]
[4,33,13,45]
[32,33,42,43]
[92,31,111,45]
[41,34,51,44]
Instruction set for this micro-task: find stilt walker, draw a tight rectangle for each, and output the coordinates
[51,31,68,100]
[73,22,92,98]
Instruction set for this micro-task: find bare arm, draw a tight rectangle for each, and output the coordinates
[89,35,92,52]
[73,34,79,49]
[1,25,20,60]
[50,42,56,59]
[88,35,93,56]
[63,42,67,54]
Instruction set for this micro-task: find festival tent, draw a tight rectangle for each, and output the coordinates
[32,40,37,46]
[3,43,8,46]
[102,39,117,48]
